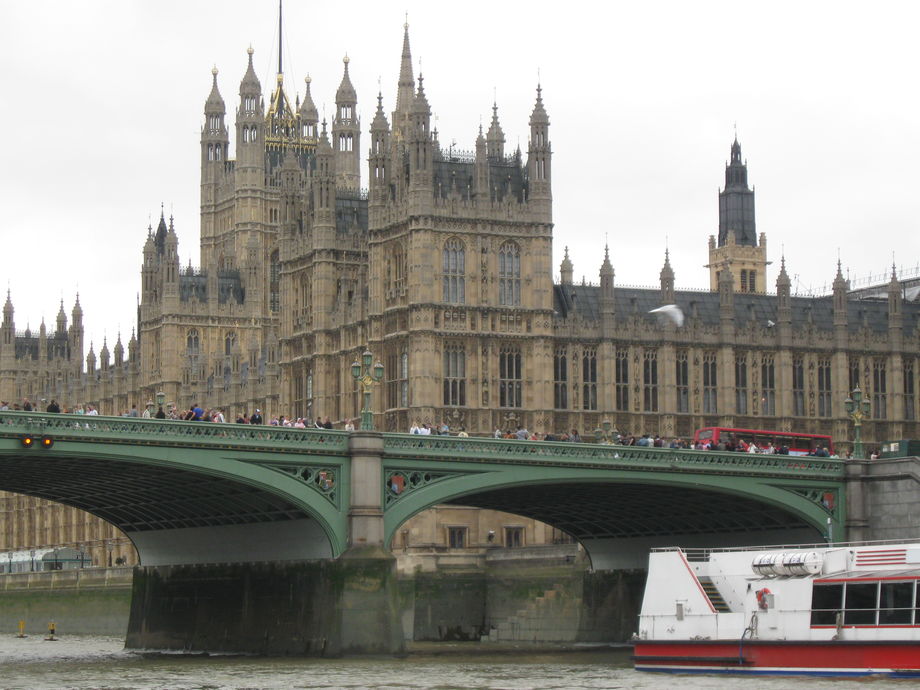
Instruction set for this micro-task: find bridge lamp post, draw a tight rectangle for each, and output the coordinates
[156,391,165,407]
[106,540,114,567]
[844,386,871,459]
[351,350,384,431]
[594,419,618,444]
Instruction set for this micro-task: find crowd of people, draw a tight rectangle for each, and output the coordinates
[0,400,876,458]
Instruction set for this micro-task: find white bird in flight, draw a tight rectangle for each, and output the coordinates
[649,304,684,327]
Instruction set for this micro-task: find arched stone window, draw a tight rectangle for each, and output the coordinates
[442,238,465,304]
[186,329,199,356]
[269,250,280,313]
[498,242,521,306]
[225,331,236,357]
[499,344,522,408]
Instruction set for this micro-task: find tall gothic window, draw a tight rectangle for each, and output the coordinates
[442,238,465,304]
[615,350,629,410]
[306,372,314,418]
[849,357,861,393]
[385,349,408,409]
[269,250,280,313]
[873,359,887,419]
[761,354,776,416]
[818,358,832,418]
[676,350,689,413]
[643,349,658,412]
[498,242,521,306]
[400,352,409,408]
[703,352,717,414]
[792,356,805,417]
[905,359,916,421]
[443,344,466,406]
[735,354,748,415]
[582,347,597,411]
[553,347,568,410]
[224,331,236,357]
[186,329,200,357]
[499,345,522,408]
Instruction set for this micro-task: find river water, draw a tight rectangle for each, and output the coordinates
[0,636,910,689]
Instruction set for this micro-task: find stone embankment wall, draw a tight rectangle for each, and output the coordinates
[406,545,645,643]
[0,547,645,647]
[0,566,132,636]
[852,455,920,540]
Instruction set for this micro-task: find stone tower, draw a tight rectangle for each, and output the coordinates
[707,137,769,293]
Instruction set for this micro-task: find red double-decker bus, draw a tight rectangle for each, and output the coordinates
[693,427,834,456]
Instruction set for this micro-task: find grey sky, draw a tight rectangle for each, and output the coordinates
[3,1,918,354]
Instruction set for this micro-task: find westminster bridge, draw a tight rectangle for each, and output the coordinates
[0,410,906,654]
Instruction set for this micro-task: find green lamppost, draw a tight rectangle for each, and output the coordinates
[844,385,871,459]
[351,349,384,431]
[156,391,165,408]
[594,419,618,444]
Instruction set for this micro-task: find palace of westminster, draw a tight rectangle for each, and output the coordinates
[1,24,919,568]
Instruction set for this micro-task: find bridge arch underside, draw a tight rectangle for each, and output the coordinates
[0,454,333,566]
[441,482,825,570]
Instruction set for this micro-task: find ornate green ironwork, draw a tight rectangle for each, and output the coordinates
[0,411,350,454]
[383,433,844,480]
[265,464,340,507]
[384,469,461,507]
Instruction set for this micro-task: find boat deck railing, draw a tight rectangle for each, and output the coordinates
[655,538,920,562]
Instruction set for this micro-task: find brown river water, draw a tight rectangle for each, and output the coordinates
[0,636,911,689]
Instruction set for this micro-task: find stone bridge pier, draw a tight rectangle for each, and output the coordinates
[126,430,404,657]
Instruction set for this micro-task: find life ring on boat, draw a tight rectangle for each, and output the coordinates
[756,587,772,610]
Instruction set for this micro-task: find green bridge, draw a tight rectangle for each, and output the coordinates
[0,411,846,654]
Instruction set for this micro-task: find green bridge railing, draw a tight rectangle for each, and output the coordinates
[0,411,845,480]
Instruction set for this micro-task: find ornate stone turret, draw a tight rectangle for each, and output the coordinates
[560,246,573,286]
[776,255,791,325]
[114,334,124,366]
[660,249,675,304]
[833,260,848,329]
[707,136,767,293]
[408,74,432,198]
[56,300,67,335]
[527,84,551,212]
[299,75,319,139]
[368,91,390,206]
[888,263,903,332]
[86,342,96,373]
[600,246,615,338]
[333,56,361,190]
[236,47,264,176]
[393,22,415,140]
[486,102,505,160]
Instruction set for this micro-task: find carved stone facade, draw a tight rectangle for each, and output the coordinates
[1,25,919,566]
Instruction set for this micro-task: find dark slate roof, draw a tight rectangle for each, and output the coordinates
[335,194,368,235]
[553,284,920,334]
[178,271,244,304]
[431,156,526,203]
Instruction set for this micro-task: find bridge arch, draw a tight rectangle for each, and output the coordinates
[382,442,843,570]
[0,415,351,564]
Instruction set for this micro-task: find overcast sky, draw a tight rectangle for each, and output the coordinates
[3,1,919,356]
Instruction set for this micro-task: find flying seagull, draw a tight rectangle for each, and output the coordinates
[767,320,776,328]
[649,304,684,327]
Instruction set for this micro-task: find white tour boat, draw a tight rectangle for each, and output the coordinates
[633,540,920,677]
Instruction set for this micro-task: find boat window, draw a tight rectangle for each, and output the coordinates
[879,582,914,625]
[844,582,878,625]
[810,583,843,625]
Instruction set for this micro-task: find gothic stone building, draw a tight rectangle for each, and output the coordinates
[1,25,919,566]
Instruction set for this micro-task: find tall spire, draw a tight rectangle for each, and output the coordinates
[277,0,283,76]
[486,101,505,159]
[394,20,415,133]
[718,135,756,247]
